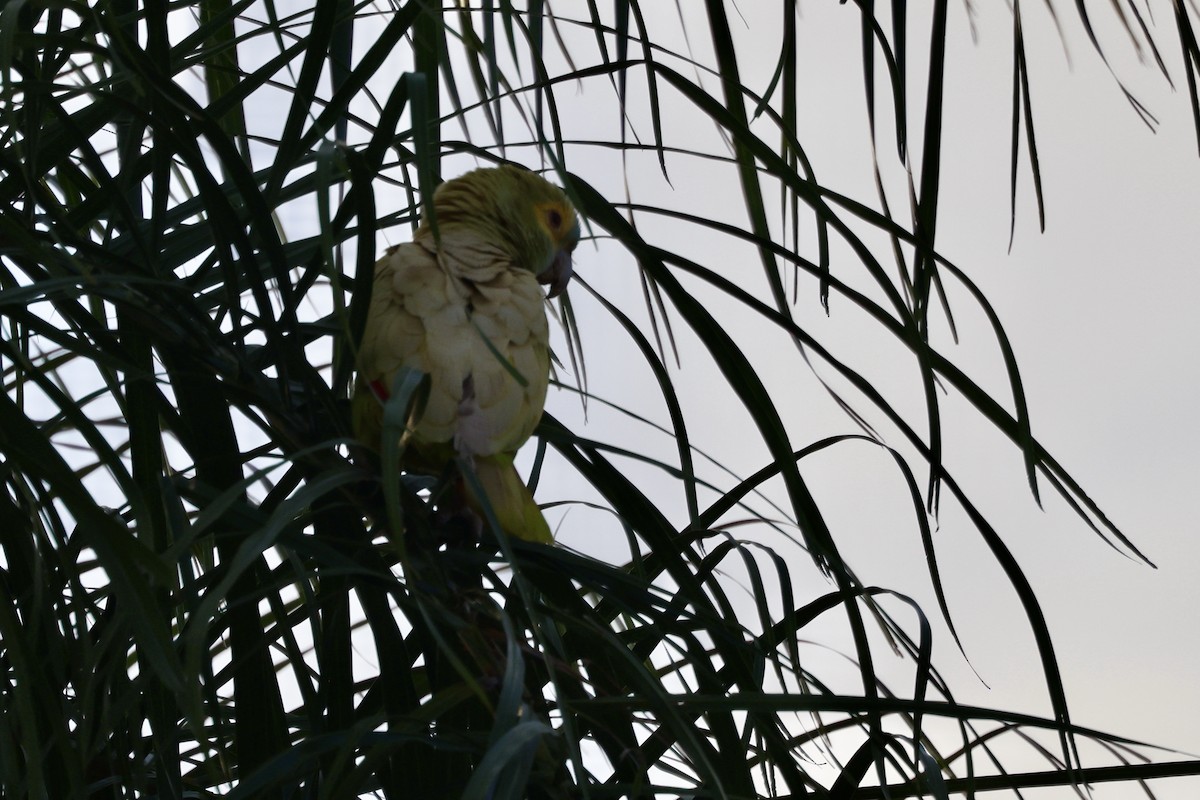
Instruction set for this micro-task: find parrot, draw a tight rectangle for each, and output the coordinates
[352,165,580,544]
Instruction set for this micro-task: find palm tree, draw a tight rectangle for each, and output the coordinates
[1,1,1197,797]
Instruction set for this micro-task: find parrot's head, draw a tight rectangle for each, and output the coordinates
[426,165,580,297]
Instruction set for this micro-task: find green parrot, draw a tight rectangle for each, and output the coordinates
[353,165,580,544]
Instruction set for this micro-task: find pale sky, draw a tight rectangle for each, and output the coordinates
[530,3,1200,796]
[885,0,1200,781]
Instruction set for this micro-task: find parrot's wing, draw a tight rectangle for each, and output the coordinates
[354,237,551,467]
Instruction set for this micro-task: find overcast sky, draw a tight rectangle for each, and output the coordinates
[930,3,1200,777]
[527,3,1200,795]
[873,0,1200,775]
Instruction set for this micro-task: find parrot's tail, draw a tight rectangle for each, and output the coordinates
[466,454,553,544]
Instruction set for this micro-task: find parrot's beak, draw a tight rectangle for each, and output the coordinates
[539,246,574,298]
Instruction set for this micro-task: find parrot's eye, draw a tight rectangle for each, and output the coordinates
[547,208,563,229]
